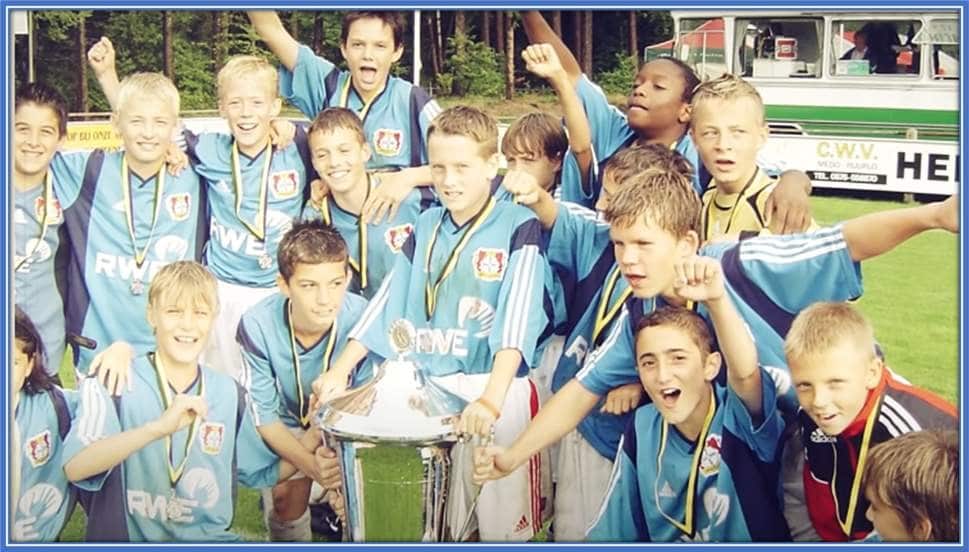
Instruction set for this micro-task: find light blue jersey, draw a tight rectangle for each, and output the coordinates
[51,150,206,373]
[554,140,602,209]
[185,129,311,287]
[587,372,789,542]
[301,175,435,299]
[578,225,864,418]
[280,44,441,170]
[351,199,553,377]
[237,292,374,428]
[62,354,280,542]
[12,388,77,542]
[14,181,67,372]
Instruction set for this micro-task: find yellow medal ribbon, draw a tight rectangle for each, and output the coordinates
[150,352,204,490]
[230,141,272,241]
[833,393,884,537]
[121,158,165,268]
[317,174,372,290]
[703,168,762,242]
[287,300,338,429]
[16,171,55,271]
[592,265,633,346]
[339,77,384,123]
[424,197,497,319]
[654,387,717,537]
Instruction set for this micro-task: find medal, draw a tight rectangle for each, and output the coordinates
[258,253,273,270]
[130,278,145,296]
[166,488,182,522]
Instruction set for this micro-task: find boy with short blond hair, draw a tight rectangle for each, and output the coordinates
[690,73,817,241]
[62,261,318,541]
[313,105,553,541]
[784,302,957,542]
[862,429,958,542]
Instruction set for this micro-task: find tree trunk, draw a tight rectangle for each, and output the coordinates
[504,11,514,99]
[552,11,562,37]
[426,12,441,77]
[77,15,88,112]
[212,12,229,70]
[434,11,445,74]
[570,11,582,66]
[312,12,324,55]
[628,12,639,64]
[481,11,491,47]
[582,10,593,75]
[495,11,505,54]
[455,11,466,56]
[162,11,174,80]
[288,12,299,41]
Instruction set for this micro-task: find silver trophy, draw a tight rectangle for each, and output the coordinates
[317,320,467,541]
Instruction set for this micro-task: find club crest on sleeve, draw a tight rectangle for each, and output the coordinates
[472,248,507,281]
[200,422,225,455]
[699,433,722,477]
[373,129,403,157]
[166,193,192,221]
[35,196,63,225]
[384,223,414,253]
[270,170,299,200]
[26,430,52,468]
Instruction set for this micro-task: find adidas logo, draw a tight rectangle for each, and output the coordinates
[514,514,529,533]
[659,481,675,498]
[810,428,837,443]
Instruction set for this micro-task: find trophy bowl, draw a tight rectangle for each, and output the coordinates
[317,321,468,541]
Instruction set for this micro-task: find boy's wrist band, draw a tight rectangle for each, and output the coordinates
[475,397,501,420]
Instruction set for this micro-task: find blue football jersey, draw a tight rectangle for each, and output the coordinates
[237,292,375,429]
[62,354,280,541]
[350,199,553,376]
[301,175,435,299]
[51,150,206,373]
[554,146,600,209]
[185,129,312,287]
[587,372,789,542]
[279,44,441,170]
[12,388,77,542]
[14,179,67,372]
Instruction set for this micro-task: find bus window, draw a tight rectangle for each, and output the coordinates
[932,45,959,79]
[912,18,959,79]
[674,18,726,80]
[735,18,822,78]
[831,19,922,76]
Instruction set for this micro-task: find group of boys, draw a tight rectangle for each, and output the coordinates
[11,8,959,543]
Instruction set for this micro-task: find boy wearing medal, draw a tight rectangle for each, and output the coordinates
[88,39,314,381]
[62,261,320,541]
[236,220,367,540]
[301,107,435,299]
[48,72,205,375]
[584,257,788,541]
[313,106,553,541]
[690,74,817,241]
[784,302,956,541]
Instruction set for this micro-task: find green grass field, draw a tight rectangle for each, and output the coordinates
[55,195,959,542]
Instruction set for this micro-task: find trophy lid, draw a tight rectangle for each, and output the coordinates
[317,321,467,445]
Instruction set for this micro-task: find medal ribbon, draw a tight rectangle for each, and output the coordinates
[231,141,272,241]
[833,393,883,537]
[16,171,54,271]
[318,174,372,290]
[338,77,383,123]
[287,300,338,429]
[592,265,633,346]
[150,352,204,489]
[121,158,165,268]
[654,387,717,537]
[424,197,496,319]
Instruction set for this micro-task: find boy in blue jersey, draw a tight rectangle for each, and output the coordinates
[312,106,552,541]
[88,38,312,381]
[13,83,70,376]
[49,72,205,376]
[302,107,435,298]
[236,220,367,541]
[12,307,77,542]
[62,261,320,542]
[584,256,788,541]
[519,10,814,232]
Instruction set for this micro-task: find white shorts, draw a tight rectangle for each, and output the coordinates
[532,335,565,482]
[552,428,615,542]
[204,278,276,381]
[781,426,820,541]
[434,373,548,541]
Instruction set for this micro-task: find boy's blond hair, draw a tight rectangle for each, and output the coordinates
[634,306,714,358]
[690,73,765,126]
[863,430,959,541]
[784,302,876,363]
[602,166,701,237]
[148,261,219,315]
[603,143,695,186]
[216,55,279,101]
[427,106,498,157]
[308,107,366,146]
[501,112,567,162]
[115,72,180,117]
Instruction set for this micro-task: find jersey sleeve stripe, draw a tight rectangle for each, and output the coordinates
[503,245,538,350]
[739,226,844,258]
[586,434,627,534]
[77,379,107,446]
[576,308,629,382]
[881,395,923,433]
